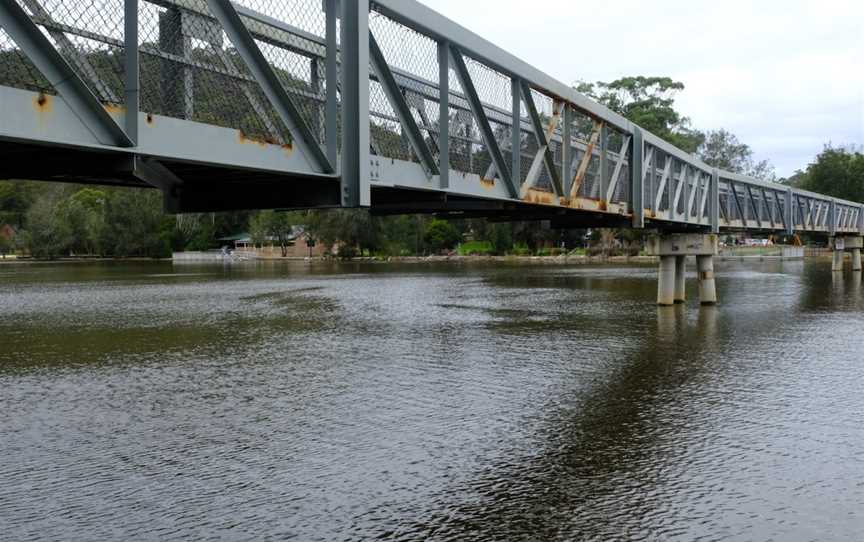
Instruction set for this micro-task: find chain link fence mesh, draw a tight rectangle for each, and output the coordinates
[12,0,125,104]
[0,26,53,93]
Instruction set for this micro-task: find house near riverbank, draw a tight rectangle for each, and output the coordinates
[218,228,330,259]
[0,224,16,257]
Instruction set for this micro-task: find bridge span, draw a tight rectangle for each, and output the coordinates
[1,0,862,304]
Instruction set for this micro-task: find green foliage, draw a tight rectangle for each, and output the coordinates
[577,76,704,153]
[698,129,775,180]
[249,210,300,256]
[307,209,385,255]
[423,219,462,253]
[0,230,13,257]
[509,243,531,256]
[457,240,494,256]
[23,190,73,259]
[100,189,170,258]
[797,145,864,203]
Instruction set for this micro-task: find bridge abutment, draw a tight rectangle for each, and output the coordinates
[649,234,718,306]
[831,236,863,272]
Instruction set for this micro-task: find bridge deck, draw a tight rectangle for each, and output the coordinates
[0,0,859,235]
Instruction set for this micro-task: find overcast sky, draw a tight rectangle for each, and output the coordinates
[419,0,863,177]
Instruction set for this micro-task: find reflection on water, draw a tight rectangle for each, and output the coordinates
[1,259,862,540]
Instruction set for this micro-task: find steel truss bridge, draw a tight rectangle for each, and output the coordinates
[0,0,861,237]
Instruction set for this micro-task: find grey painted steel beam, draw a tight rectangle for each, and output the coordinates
[710,170,720,233]
[511,78,521,189]
[340,0,371,205]
[438,39,450,189]
[728,182,746,226]
[324,0,338,165]
[369,33,439,178]
[520,82,562,197]
[449,45,518,198]
[206,0,333,174]
[745,184,761,228]
[607,135,631,203]
[599,124,609,201]
[631,127,644,228]
[562,106,573,196]
[0,0,133,147]
[125,0,139,144]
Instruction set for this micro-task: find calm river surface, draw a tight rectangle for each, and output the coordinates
[1,259,862,540]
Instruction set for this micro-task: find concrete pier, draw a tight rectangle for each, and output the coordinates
[649,233,719,306]
[657,256,677,306]
[674,255,686,303]
[832,249,845,272]
[696,255,717,305]
[831,236,863,273]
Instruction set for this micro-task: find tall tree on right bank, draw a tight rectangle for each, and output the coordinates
[698,129,776,181]
[794,145,864,203]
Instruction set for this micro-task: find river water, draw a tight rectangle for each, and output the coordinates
[0,259,861,540]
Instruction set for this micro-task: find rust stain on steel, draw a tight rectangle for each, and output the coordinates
[479,177,496,190]
[522,187,556,205]
[568,120,603,198]
[146,113,154,125]
[103,103,124,115]
[33,93,52,112]
[236,131,293,154]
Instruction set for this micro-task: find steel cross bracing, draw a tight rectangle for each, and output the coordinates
[0,0,860,233]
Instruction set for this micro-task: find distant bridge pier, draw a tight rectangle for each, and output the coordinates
[649,234,719,306]
[831,236,864,272]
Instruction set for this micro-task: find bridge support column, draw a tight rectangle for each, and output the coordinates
[696,255,717,305]
[831,236,863,272]
[657,256,676,306]
[649,233,718,306]
[674,256,687,303]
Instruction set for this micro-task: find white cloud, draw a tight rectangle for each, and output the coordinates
[419,0,864,176]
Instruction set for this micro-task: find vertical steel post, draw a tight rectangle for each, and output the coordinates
[859,204,864,234]
[710,169,720,233]
[829,199,837,236]
[159,8,192,119]
[124,0,139,144]
[340,0,370,206]
[785,188,794,235]
[599,123,608,202]
[310,57,322,143]
[511,77,521,188]
[630,127,644,228]
[562,105,573,196]
[438,39,449,189]
[324,0,338,166]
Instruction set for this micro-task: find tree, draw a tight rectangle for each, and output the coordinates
[100,188,170,258]
[306,209,385,256]
[797,145,864,203]
[698,129,775,181]
[24,191,73,259]
[65,188,106,255]
[424,219,461,253]
[249,210,298,257]
[0,231,11,258]
[576,76,704,153]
